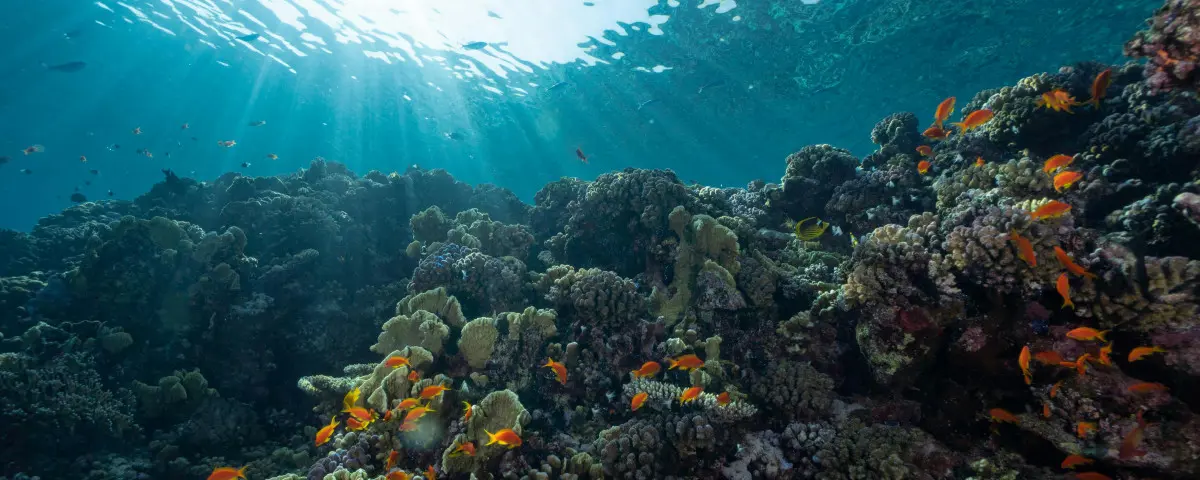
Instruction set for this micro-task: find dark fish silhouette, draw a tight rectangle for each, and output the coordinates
[463,42,488,50]
[584,1,595,5]
[698,80,726,94]
[487,11,502,19]
[45,61,87,72]
[237,33,261,42]
[70,193,87,203]
[107,190,114,197]
[20,169,32,175]
[0,156,9,165]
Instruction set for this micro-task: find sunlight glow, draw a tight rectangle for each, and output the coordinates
[106,0,712,83]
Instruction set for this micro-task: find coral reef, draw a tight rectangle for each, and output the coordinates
[5,12,1200,479]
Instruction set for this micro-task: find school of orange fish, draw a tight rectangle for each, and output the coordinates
[202,350,739,480]
[910,68,1173,480]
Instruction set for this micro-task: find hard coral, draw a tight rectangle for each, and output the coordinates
[777,145,860,221]
[1125,0,1200,93]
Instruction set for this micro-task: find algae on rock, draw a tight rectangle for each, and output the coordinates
[651,206,743,325]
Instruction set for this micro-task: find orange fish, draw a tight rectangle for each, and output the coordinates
[1034,351,1064,365]
[132,127,142,135]
[1128,346,1166,362]
[386,356,411,368]
[933,96,956,128]
[207,466,247,480]
[426,465,436,480]
[632,361,661,379]
[450,441,477,457]
[396,398,421,410]
[1119,411,1149,459]
[79,155,87,163]
[988,408,1020,424]
[344,406,374,423]
[485,428,523,448]
[315,417,338,446]
[1084,68,1112,109]
[1054,246,1097,279]
[952,109,994,133]
[917,160,932,175]
[419,385,451,400]
[1009,230,1037,267]
[1030,200,1071,220]
[462,401,473,422]
[679,386,703,404]
[1066,327,1108,342]
[1035,89,1078,113]
[975,156,985,167]
[1060,454,1093,469]
[385,450,399,471]
[716,391,731,406]
[1056,273,1074,309]
[1073,473,1111,480]
[382,409,393,422]
[543,357,568,385]
[403,406,434,423]
[1097,343,1113,366]
[385,471,409,480]
[1042,403,1051,418]
[398,420,419,432]
[346,415,369,431]
[1072,353,1093,376]
[1127,382,1168,393]
[668,354,705,371]
[23,145,44,155]
[1042,154,1075,174]
[915,145,933,156]
[631,392,648,411]
[1053,171,1083,192]
[1076,421,1097,438]
[1050,379,1063,398]
[407,370,421,382]
[922,126,950,140]
[1019,346,1032,385]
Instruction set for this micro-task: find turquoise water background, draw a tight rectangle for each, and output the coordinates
[0,0,1156,231]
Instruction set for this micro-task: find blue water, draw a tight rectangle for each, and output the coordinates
[0,0,1156,231]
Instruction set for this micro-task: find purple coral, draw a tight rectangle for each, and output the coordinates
[1125,0,1200,93]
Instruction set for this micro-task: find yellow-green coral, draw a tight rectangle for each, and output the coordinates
[653,206,743,324]
[358,346,434,412]
[372,308,451,356]
[458,316,499,369]
[442,389,531,475]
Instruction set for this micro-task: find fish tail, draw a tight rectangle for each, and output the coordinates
[1063,298,1075,310]
[1097,330,1108,342]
